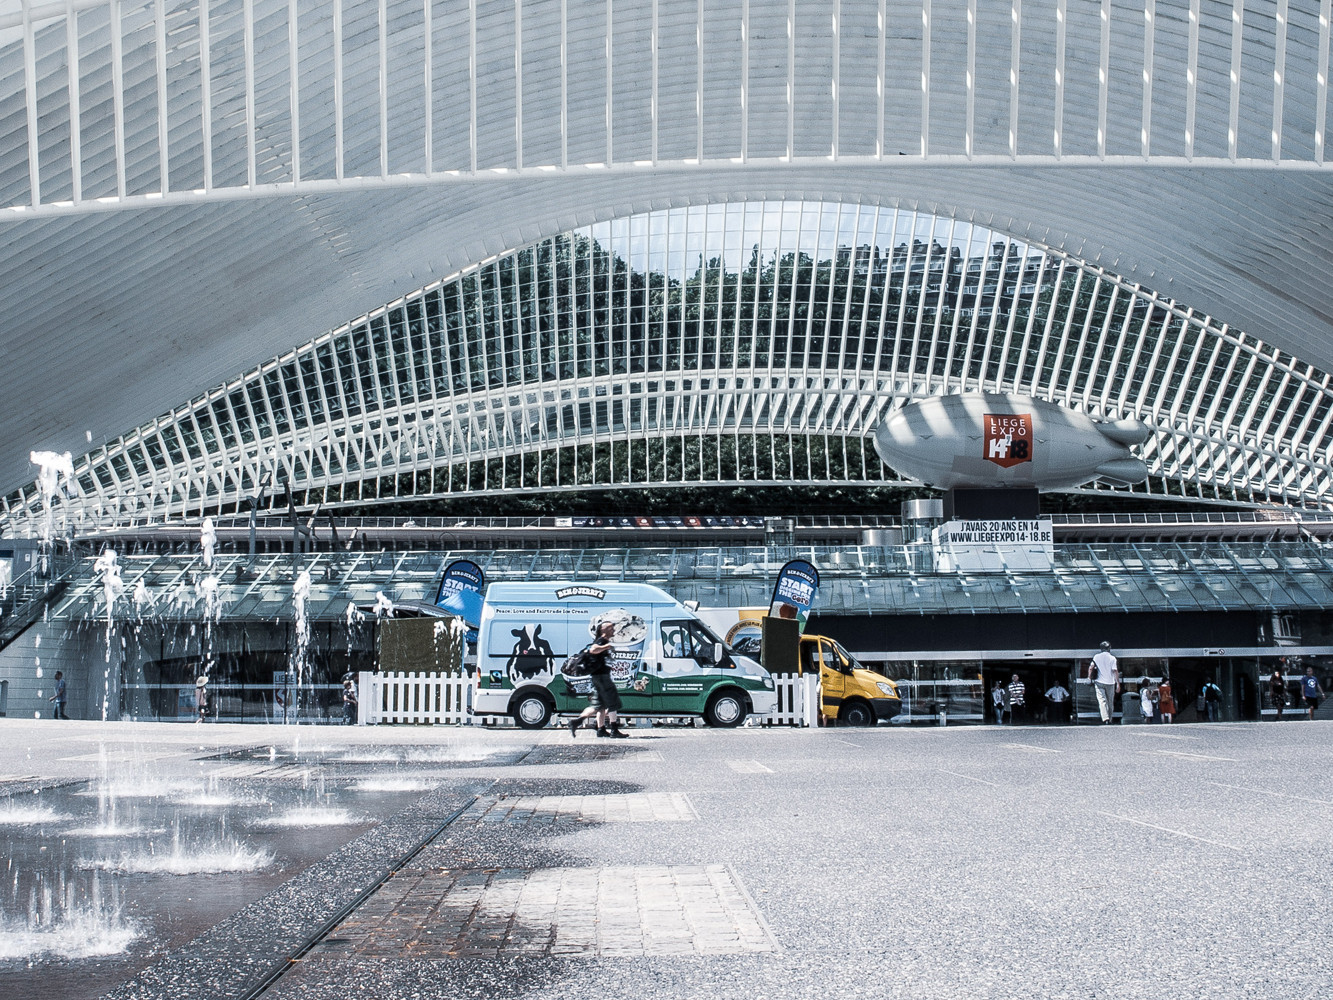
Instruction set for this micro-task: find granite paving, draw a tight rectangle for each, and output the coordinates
[0,718,1330,999]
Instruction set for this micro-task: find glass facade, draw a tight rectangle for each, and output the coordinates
[5,202,1333,536]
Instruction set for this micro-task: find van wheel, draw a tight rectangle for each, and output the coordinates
[839,700,875,727]
[705,690,747,728]
[511,691,554,729]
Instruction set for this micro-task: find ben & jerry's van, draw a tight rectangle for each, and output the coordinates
[471,582,778,729]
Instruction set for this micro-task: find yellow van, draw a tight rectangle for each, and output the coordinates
[800,634,902,726]
[698,608,901,726]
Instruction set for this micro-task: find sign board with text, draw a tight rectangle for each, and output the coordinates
[932,519,1054,572]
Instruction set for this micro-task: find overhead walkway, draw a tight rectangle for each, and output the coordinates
[36,538,1333,625]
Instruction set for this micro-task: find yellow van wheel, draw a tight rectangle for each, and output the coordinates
[839,700,875,726]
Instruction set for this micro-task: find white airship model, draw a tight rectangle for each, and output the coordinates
[872,392,1150,490]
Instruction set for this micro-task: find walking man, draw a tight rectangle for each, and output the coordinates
[1090,642,1120,725]
[1201,677,1223,722]
[48,670,69,719]
[342,674,358,725]
[1007,674,1027,725]
[569,621,628,738]
[1300,665,1325,721]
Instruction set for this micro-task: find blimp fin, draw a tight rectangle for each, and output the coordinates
[1095,418,1150,446]
[1094,457,1149,485]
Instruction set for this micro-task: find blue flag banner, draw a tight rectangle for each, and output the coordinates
[768,559,820,634]
[435,560,485,642]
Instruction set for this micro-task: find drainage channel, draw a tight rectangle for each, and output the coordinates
[236,794,479,1000]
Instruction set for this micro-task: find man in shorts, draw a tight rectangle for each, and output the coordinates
[1300,665,1326,721]
[568,621,628,738]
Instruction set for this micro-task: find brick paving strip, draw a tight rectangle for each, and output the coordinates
[310,864,776,959]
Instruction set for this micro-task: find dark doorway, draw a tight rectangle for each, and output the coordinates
[983,662,1075,725]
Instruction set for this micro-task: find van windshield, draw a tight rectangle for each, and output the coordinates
[831,640,867,672]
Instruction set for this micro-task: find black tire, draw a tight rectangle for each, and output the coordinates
[704,689,748,728]
[511,690,554,729]
[839,700,876,726]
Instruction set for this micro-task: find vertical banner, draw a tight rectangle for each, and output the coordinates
[768,559,820,635]
[434,559,485,642]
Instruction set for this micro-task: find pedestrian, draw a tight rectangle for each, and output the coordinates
[991,679,1009,725]
[342,674,358,725]
[1044,679,1070,724]
[1269,666,1288,720]
[1201,677,1223,722]
[195,673,209,723]
[568,621,628,738]
[1007,673,1027,725]
[1089,642,1120,725]
[1158,678,1175,724]
[1299,665,1325,721]
[48,670,69,719]
[1140,679,1156,724]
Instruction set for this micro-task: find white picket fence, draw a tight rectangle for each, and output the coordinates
[357,671,817,727]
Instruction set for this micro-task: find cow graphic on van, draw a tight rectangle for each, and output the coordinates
[506,624,555,681]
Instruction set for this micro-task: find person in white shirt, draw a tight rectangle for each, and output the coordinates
[1045,681,1070,725]
[1139,680,1156,723]
[1089,642,1120,725]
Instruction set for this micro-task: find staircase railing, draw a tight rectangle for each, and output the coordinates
[0,550,82,651]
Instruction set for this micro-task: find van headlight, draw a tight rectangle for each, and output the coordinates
[876,682,896,697]
[763,677,775,690]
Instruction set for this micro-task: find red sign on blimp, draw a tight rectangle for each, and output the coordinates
[984,413,1033,468]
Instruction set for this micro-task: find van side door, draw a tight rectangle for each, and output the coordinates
[654,619,716,714]
[813,638,845,717]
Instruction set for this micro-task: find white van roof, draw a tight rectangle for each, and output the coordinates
[484,581,684,607]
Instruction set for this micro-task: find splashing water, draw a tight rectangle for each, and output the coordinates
[132,577,152,613]
[352,777,439,792]
[374,592,394,618]
[346,601,364,627]
[92,549,126,721]
[290,570,312,722]
[0,803,71,825]
[84,840,274,875]
[248,806,364,830]
[29,450,74,573]
[0,874,140,960]
[196,576,222,622]
[199,516,217,568]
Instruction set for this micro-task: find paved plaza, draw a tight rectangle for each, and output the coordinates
[2,718,1331,999]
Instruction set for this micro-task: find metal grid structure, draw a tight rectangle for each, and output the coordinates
[42,540,1333,624]
[3,200,1332,535]
[4,0,1333,219]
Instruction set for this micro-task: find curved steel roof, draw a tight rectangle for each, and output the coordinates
[2,0,1333,501]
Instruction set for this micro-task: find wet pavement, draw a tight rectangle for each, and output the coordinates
[1,718,1331,999]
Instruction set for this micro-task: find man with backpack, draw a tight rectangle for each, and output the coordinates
[1300,665,1325,721]
[1200,678,1223,722]
[568,621,629,738]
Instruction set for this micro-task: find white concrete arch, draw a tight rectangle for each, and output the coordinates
[4,201,1331,537]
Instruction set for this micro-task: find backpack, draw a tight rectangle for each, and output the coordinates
[1205,684,1221,702]
[561,647,592,677]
